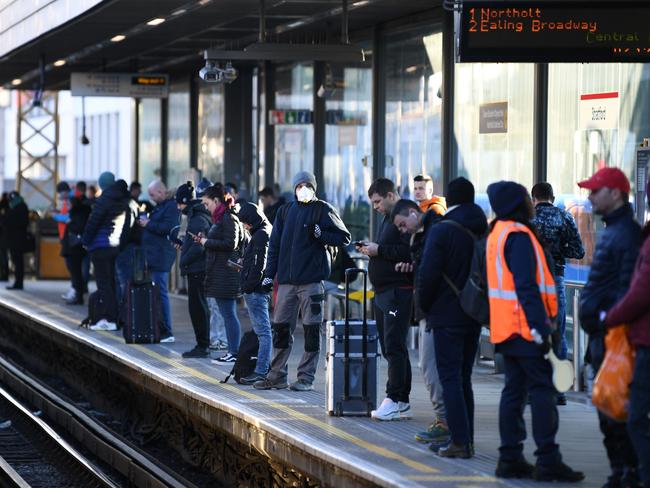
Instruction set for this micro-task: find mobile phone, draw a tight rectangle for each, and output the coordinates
[353,240,367,248]
[187,231,198,239]
[171,237,183,246]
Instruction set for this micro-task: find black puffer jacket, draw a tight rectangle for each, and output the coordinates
[580,204,641,341]
[4,200,29,251]
[82,180,130,251]
[417,203,488,329]
[179,200,211,276]
[62,196,92,256]
[204,209,245,299]
[238,202,272,294]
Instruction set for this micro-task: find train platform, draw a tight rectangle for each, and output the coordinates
[0,280,609,487]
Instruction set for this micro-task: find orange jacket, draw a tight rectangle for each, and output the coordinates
[487,220,557,344]
[419,196,446,215]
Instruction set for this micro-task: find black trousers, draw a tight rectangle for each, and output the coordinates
[374,287,413,403]
[499,354,561,467]
[68,250,86,299]
[90,247,119,323]
[187,272,210,349]
[9,248,24,287]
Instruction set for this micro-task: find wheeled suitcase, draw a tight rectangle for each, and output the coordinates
[326,268,378,416]
[122,282,161,344]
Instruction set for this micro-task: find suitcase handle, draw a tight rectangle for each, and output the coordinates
[343,268,369,401]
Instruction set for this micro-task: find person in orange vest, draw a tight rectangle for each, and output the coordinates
[413,175,446,215]
[487,181,584,483]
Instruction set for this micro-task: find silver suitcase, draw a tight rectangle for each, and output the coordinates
[326,268,378,416]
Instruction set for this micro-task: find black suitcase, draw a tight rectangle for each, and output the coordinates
[122,282,161,344]
[326,268,378,416]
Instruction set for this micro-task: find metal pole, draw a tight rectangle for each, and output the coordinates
[341,0,349,44]
[259,0,266,43]
[572,289,582,392]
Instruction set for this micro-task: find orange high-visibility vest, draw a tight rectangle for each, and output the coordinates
[487,220,558,344]
[419,196,447,215]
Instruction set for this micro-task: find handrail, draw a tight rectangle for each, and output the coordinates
[565,281,586,392]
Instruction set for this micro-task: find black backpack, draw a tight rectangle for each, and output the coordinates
[222,331,259,384]
[439,221,490,327]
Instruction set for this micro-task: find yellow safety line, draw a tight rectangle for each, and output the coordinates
[5,294,438,475]
[406,476,499,483]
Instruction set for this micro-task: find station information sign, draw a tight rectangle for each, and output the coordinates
[71,73,169,98]
[458,2,650,62]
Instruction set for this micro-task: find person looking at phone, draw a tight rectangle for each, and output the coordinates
[175,182,212,358]
[139,180,180,343]
[253,171,350,392]
[195,184,246,363]
[360,178,413,421]
[487,181,583,482]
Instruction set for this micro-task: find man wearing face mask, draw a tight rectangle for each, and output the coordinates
[254,171,351,392]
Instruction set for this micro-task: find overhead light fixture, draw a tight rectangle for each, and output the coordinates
[111,34,126,42]
[53,59,66,67]
[405,65,418,73]
[11,78,21,86]
[171,9,186,16]
[147,18,165,26]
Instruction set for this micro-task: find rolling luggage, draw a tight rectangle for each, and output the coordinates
[326,268,378,416]
[122,282,162,344]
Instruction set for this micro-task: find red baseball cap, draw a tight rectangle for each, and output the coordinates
[577,167,630,193]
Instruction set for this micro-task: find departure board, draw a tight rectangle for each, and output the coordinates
[458,2,650,62]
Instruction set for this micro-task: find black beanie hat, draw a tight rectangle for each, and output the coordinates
[56,181,71,193]
[175,181,195,205]
[445,177,475,207]
[487,181,528,217]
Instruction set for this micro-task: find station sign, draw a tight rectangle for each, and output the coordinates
[458,2,650,62]
[71,72,169,98]
[479,102,508,134]
[269,109,312,125]
[579,92,619,130]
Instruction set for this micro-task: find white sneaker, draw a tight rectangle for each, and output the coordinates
[371,398,401,421]
[61,288,76,301]
[398,402,412,419]
[89,319,118,331]
[160,335,175,343]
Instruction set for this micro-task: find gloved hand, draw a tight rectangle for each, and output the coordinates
[538,336,551,355]
[261,277,273,293]
[309,224,322,239]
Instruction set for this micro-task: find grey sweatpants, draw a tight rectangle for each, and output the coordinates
[419,319,446,422]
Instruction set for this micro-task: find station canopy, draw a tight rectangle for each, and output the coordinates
[0,0,436,90]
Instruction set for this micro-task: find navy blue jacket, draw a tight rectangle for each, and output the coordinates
[82,180,130,252]
[238,202,272,294]
[417,203,487,329]
[368,215,412,293]
[265,200,351,285]
[179,200,211,276]
[142,198,180,272]
[496,231,555,357]
[580,204,641,366]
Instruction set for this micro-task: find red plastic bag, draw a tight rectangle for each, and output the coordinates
[592,326,636,422]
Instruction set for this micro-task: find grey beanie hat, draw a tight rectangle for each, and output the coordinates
[292,170,317,191]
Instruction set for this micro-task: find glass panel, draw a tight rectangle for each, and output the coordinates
[167,87,191,188]
[454,63,535,210]
[385,30,443,198]
[323,64,373,242]
[138,98,161,186]
[274,63,314,196]
[547,63,650,283]
[198,83,225,183]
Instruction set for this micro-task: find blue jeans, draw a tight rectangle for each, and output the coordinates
[215,298,241,355]
[628,346,650,487]
[554,275,568,360]
[244,293,272,375]
[151,271,172,337]
[434,326,480,446]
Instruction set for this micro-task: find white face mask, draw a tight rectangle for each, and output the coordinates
[296,186,315,203]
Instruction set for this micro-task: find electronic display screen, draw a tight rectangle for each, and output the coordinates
[458,2,650,62]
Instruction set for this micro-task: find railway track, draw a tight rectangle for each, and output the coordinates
[0,355,197,488]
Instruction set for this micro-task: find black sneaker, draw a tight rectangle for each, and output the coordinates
[557,393,567,405]
[253,378,288,390]
[495,458,535,479]
[437,442,472,459]
[239,373,266,385]
[182,347,209,358]
[211,353,237,363]
[533,462,585,483]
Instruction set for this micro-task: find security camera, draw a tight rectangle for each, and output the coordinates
[199,60,224,83]
[222,61,238,84]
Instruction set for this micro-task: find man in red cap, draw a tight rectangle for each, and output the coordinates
[578,167,642,487]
